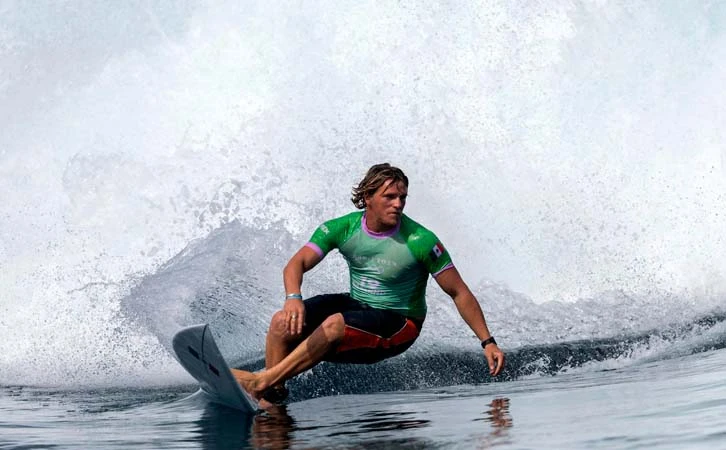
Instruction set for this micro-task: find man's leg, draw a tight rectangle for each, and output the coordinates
[233,293,353,405]
[260,294,353,402]
[264,309,299,369]
[256,309,301,404]
[233,312,346,399]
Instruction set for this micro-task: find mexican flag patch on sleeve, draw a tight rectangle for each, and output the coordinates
[429,242,445,260]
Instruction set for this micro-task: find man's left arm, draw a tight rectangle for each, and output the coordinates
[434,268,505,376]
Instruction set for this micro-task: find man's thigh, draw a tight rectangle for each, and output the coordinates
[301,292,356,336]
[329,307,422,364]
[301,293,422,364]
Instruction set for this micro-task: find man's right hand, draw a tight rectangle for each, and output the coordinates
[283,298,305,335]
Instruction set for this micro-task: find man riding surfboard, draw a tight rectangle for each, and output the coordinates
[232,163,505,407]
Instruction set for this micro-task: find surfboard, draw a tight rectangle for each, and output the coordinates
[172,324,259,413]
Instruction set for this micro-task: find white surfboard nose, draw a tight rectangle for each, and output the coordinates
[172,324,259,413]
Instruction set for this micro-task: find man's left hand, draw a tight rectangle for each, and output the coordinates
[484,344,505,376]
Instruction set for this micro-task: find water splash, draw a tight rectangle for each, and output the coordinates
[2,1,726,387]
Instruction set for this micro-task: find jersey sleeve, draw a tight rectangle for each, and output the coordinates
[410,229,454,276]
[306,214,354,257]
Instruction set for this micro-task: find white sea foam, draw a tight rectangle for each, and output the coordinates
[2,1,726,387]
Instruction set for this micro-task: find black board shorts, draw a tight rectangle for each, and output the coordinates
[301,293,424,364]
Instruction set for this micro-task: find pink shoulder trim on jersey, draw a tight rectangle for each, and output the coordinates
[433,263,455,278]
[305,242,324,258]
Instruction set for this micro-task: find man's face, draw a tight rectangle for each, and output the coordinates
[365,179,408,229]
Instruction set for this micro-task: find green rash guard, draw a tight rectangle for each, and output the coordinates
[305,211,454,318]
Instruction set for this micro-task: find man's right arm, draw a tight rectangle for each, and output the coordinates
[283,246,323,294]
[282,246,323,334]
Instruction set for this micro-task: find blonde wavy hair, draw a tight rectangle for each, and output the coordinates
[351,163,409,209]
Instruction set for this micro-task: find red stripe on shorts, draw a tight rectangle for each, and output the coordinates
[336,319,419,354]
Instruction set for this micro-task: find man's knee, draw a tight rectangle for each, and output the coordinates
[319,313,346,343]
[268,310,291,338]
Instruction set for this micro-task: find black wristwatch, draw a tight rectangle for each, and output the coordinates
[480,336,497,349]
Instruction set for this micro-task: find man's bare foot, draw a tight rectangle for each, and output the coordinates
[231,369,280,409]
[230,369,267,398]
[230,369,281,409]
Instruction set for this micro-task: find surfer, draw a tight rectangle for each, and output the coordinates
[232,163,505,406]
